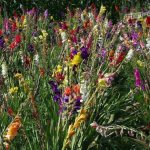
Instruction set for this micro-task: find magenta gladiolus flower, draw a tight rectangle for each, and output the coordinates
[134,68,144,90]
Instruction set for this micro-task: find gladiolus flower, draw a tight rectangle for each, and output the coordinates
[0,37,5,48]
[125,49,134,61]
[72,84,80,94]
[0,29,3,36]
[115,5,119,12]
[3,116,21,141]
[12,22,17,32]
[137,60,145,67]
[10,41,17,49]
[64,87,72,96]
[70,52,82,66]
[98,78,109,87]
[60,29,67,43]
[44,9,48,18]
[134,68,144,90]
[9,87,18,94]
[2,62,8,77]
[15,35,21,43]
[67,125,75,139]
[99,5,106,15]
[14,73,23,80]
[146,16,150,27]
[73,109,87,128]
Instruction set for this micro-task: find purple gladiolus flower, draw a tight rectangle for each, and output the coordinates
[72,49,78,55]
[74,98,82,111]
[131,32,138,41]
[108,20,113,28]
[28,44,34,53]
[101,48,107,59]
[49,80,62,102]
[80,47,89,59]
[63,96,69,102]
[0,37,5,48]
[137,21,142,29]
[44,9,48,18]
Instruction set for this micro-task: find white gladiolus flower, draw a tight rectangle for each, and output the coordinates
[19,51,24,64]
[81,13,85,22]
[60,31,67,43]
[2,62,8,77]
[125,49,134,61]
[34,54,39,65]
[80,80,88,101]
[88,12,94,21]
[119,36,123,41]
[146,38,150,50]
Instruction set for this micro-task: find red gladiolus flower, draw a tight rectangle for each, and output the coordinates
[15,35,21,43]
[115,52,126,64]
[146,16,150,26]
[10,41,17,49]
[0,29,3,36]
[13,11,18,19]
[55,73,65,82]
[12,22,17,32]
[115,5,119,12]
[23,55,31,68]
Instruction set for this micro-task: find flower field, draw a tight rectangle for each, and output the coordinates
[0,4,150,150]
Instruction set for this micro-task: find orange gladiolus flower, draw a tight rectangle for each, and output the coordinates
[72,84,80,94]
[64,87,72,96]
[3,116,21,141]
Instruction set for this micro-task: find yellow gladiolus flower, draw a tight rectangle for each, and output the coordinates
[9,87,18,94]
[70,52,82,66]
[137,60,145,67]
[67,124,75,139]
[98,78,108,87]
[41,30,48,37]
[14,73,23,80]
[99,5,106,15]
[56,65,62,73]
